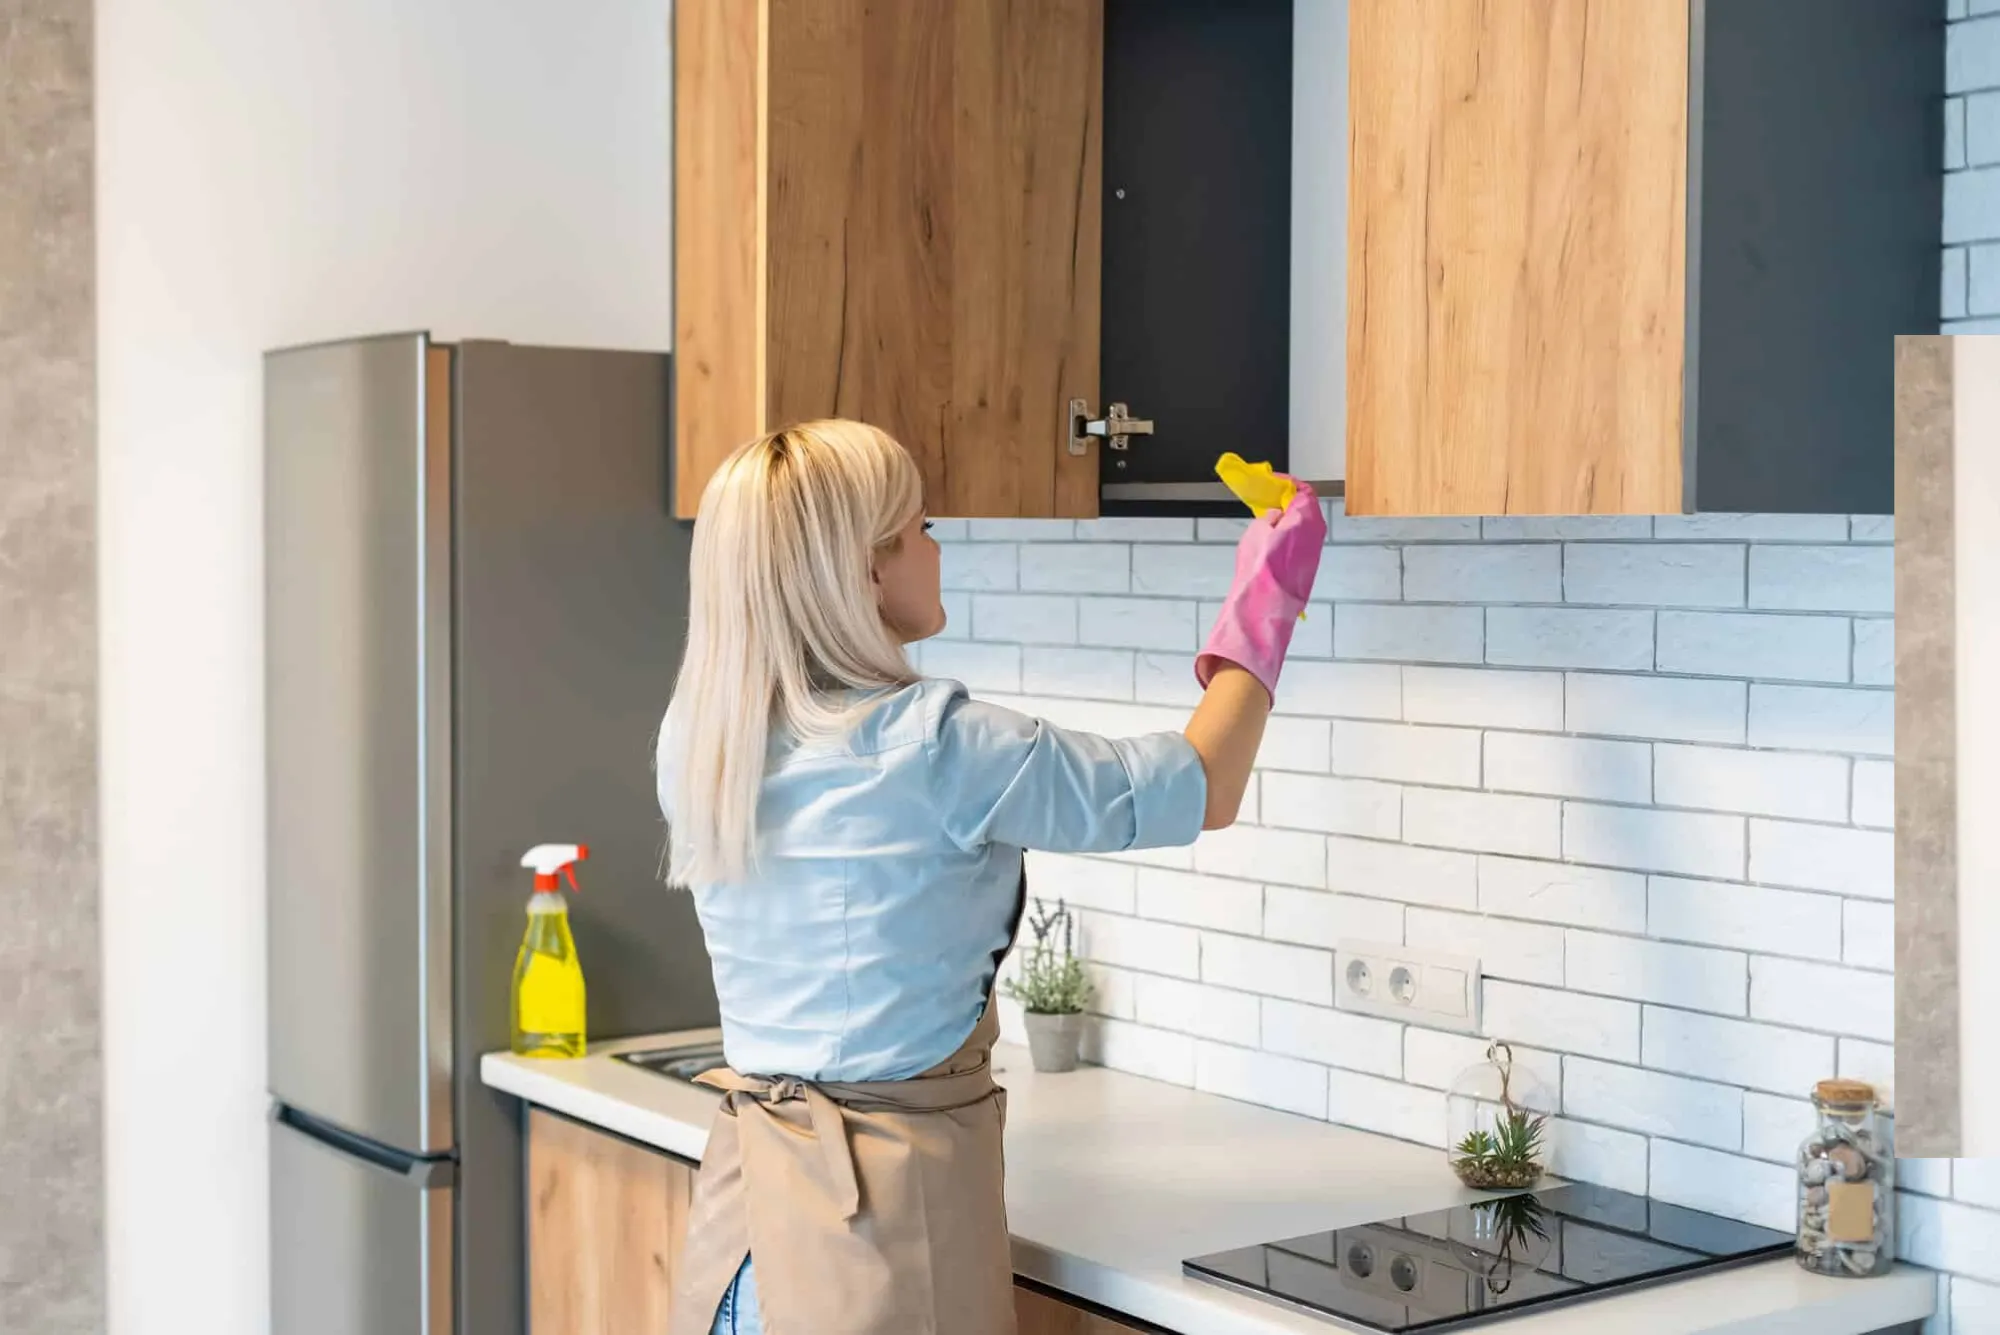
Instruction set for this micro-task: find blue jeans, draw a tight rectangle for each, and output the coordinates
[710,1256,763,1335]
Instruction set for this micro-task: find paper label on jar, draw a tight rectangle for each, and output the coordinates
[1827,1181,1875,1243]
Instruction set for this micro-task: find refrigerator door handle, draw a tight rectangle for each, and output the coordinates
[273,1103,457,1189]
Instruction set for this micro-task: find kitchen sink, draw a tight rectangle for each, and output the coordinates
[614,1039,729,1085]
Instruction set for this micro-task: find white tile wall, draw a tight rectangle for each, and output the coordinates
[957,11,2000,1294]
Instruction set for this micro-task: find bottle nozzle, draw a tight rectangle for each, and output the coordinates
[522,843,590,893]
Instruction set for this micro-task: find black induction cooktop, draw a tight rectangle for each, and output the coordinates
[1183,1182,1794,1333]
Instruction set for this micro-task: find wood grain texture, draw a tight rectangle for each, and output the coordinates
[1346,0,1689,515]
[674,0,766,519]
[527,1109,695,1335]
[681,0,1102,517]
[1015,1284,1155,1335]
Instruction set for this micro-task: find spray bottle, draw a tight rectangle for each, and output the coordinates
[511,843,589,1058]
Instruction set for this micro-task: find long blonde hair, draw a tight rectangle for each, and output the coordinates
[663,419,925,886]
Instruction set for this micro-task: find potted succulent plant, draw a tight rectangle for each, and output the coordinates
[1003,898,1093,1073]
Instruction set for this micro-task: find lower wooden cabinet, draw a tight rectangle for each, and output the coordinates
[526,1108,696,1334]
[1015,1283,1159,1334]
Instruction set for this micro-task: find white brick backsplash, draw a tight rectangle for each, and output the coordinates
[1749,544,1894,614]
[1131,652,1200,706]
[1647,876,1843,962]
[1565,930,1748,1016]
[1335,603,1484,664]
[1278,660,1402,721]
[1946,167,2000,245]
[1564,543,1745,608]
[1486,606,1654,671]
[1950,15,2000,92]
[1264,886,1405,949]
[1024,852,1138,914]
[1082,963,1139,1021]
[1650,1142,1794,1233]
[1483,979,1639,1062]
[1135,868,1262,936]
[1195,1041,1329,1119]
[1405,666,1565,731]
[1843,900,1895,971]
[1075,596,1198,651]
[973,593,1078,644]
[1643,1006,1836,1097]
[1748,683,1893,756]
[1327,1069,1448,1147]
[1563,802,1745,880]
[1314,545,1402,601]
[1025,646,1135,700]
[1653,744,1849,821]
[1901,1154,1952,1198]
[1080,1018,1196,1085]
[1194,823,1326,890]
[1565,673,1747,744]
[1195,516,1252,543]
[1020,543,1128,593]
[1134,975,1260,1047]
[1852,618,1894,686]
[1838,1038,1898,1112]
[937,591,972,638]
[1404,543,1562,604]
[941,543,1018,590]
[1478,856,1647,933]
[1201,932,1334,1005]
[1131,544,1236,598]
[1903,1195,2000,1286]
[1329,513,1480,543]
[1403,787,1561,858]
[1950,243,1972,317]
[1485,732,1651,803]
[1655,611,1852,684]
[1406,907,1564,986]
[927,519,971,541]
[1331,720,1481,787]
[1262,773,1402,841]
[1073,516,1192,542]
[1849,515,1895,542]
[1955,1158,2000,1210]
[969,519,1072,541]
[1548,1118,1650,1196]
[1258,717,1332,773]
[1325,836,1477,909]
[922,641,1021,692]
[1403,1028,1562,1101]
[1482,516,1653,540]
[1741,1093,1816,1163]
[1653,514,1852,542]
[1565,1058,1744,1150]
[1262,998,1403,1077]
[1749,819,1893,899]
[1953,1277,2000,1331]
[1078,912,1200,980]
[1750,957,1893,1042]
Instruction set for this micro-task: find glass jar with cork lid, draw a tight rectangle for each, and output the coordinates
[1795,1079,1894,1277]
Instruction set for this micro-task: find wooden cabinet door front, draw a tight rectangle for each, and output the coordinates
[526,1108,695,1334]
[1015,1282,1162,1334]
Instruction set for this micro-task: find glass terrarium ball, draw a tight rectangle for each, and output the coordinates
[1446,1041,1557,1191]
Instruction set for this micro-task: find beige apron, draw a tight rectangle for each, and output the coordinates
[669,880,1026,1335]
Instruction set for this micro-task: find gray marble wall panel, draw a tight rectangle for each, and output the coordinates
[0,0,104,1328]
[1895,334,1958,1157]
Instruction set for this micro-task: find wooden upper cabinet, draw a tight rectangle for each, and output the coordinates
[673,0,1104,520]
[1345,0,1940,517]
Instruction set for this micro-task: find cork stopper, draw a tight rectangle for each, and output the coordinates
[1813,1079,1876,1107]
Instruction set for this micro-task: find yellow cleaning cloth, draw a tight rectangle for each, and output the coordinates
[1214,453,1307,621]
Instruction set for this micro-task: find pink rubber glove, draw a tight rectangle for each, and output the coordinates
[1195,480,1326,700]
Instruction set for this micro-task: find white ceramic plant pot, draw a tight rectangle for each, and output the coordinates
[1023,1011,1083,1073]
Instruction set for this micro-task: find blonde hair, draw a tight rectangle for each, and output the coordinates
[662,419,924,886]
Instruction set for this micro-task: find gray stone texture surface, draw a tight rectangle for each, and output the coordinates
[1894,334,1960,1157]
[0,0,103,1328]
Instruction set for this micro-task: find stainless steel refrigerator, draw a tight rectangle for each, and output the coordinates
[264,333,718,1335]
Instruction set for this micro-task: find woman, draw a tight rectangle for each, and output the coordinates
[658,420,1325,1335]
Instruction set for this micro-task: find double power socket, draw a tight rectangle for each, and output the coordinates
[1334,940,1482,1033]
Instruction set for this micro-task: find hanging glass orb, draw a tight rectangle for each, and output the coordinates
[1446,1041,1556,1191]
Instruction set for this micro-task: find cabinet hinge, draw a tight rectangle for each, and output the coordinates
[1068,399,1155,457]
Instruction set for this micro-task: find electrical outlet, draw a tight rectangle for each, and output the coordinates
[1335,940,1482,1032]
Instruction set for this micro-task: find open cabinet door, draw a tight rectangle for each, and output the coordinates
[675,0,1105,519]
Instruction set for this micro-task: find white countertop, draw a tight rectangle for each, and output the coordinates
[483,1034,1934,1335]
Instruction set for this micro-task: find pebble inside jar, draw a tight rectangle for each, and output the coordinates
[1795,1079,1895,1276]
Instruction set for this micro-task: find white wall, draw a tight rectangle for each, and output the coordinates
[95,3,671,1330]
[1957,335,2000,1159]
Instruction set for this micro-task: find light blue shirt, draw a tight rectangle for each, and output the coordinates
[657,677,1208,1082]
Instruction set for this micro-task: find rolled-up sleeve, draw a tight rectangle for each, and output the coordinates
[924,684,1207,854]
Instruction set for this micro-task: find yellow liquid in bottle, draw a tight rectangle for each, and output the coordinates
[512,896,586,1058]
